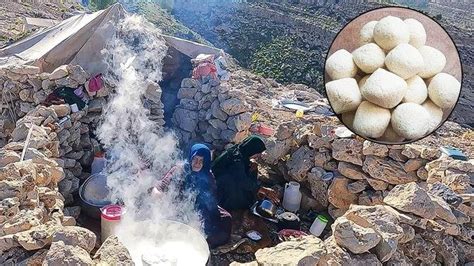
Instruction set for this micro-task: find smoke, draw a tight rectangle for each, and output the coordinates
[98,14,204,264]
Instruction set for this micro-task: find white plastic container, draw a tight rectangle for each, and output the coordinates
[91,152,106,174]
[282,181,302,212]
[101,204,125,242]
[70,103,79,113]
[310,215,329,237]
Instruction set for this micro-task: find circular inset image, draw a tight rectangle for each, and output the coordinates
[324,7,462,144]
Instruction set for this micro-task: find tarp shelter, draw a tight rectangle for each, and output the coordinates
[0,3,223,75]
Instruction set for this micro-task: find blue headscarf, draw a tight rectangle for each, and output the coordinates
[185,144,219,235]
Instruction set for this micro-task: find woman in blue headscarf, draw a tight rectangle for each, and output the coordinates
[151,144,232,248]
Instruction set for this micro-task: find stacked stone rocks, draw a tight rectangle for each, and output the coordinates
[1,64,166,202]
[254,116,473,265]
[0,65,134,264]
[173,77,252,149]
[2,65,92,205]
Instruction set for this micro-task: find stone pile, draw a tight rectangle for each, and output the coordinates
[253,183,473,265]
[249,116,473,265]
[1,64,166,204]
[1,64,96,207]
[0,64,135,264]
[0,106,129,265]
[260,119,473,217]
[173,77,252,149]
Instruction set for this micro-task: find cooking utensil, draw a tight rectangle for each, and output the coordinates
[278,229,308,242]
[79,173,112,219]
[256,199,277,218]
[276,212,301,230]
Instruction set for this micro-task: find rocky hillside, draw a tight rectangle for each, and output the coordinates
[170,1,474,126]
[0,1,83,48]
[0,2,472,265]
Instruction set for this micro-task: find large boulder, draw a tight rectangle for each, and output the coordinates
[333,216,381,254]
[363,156,418,184]
[399,235,436,265]
[93,235,133,265]
[49,65,68,80]
[343,205,404,262]
[429,194,457,223]
[427,182,463,207]
[255,235,326,265]
[220,98,250,116]
[286,146,315,182]
[319,236,382,266]
[420,230,459,265]
[227,113,251,132]
[383,182,437,219]
[262,138,292,165]
[331,139,364,166]
[43,241,93,265]
[337,162,367,180]
[307,167,329,210]
[362,141,389,157]
[16,223,60,251]
[328,176,358,210]
[0,150,20,167]
[173,108,198,132]
[52,226,96,253]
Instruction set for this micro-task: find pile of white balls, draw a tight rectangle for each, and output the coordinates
[325,15,461,143]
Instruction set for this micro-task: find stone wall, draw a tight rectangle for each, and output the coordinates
[0,64,153,263]
[173,77,252,149]
[254,118,473,265]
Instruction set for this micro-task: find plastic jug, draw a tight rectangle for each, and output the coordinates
[91,152,106,174]
[309,215,328,237]
[282,181,302,212]
[101,205,125,242]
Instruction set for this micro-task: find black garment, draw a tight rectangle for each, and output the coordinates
[212,136,266,210]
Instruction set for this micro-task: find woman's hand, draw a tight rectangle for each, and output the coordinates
[148,187,163,199]
[249,161,259,175]
[257,187,280,204]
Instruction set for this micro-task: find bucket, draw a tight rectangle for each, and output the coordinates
[282,181,302,213]
[100,204,125,242]
[309,215,328,237]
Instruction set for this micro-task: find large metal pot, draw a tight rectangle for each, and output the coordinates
[139,220,210,266]
[79,173,112,219]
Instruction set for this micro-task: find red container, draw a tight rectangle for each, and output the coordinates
[101,204,123,221]
[101,204,125,241]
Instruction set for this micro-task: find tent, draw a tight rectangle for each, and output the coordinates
[0,4,223,75]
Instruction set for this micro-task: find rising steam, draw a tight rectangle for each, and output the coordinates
[98,14,204,264]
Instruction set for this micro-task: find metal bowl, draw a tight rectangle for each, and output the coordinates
[78,173,112,219]
[256,199,277,218]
